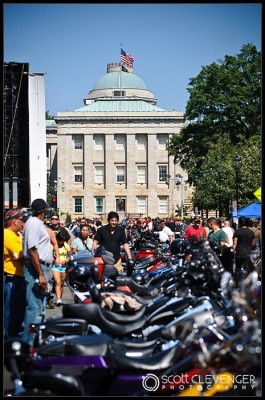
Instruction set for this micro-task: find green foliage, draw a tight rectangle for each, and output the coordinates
[168,44,261,211]
[51,208,65,217]
[45,111,55,120]
[46,183,53,207]
[66,212,72,225]
[191,134,261,214]
[175,204,190,218]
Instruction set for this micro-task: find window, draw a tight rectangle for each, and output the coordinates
[116,165,125,183]
[136,134,147,150]
[73,135,83,149]
[46,145,51,158]
[115,135,125,150]
[137,165,147,184]
[113,90,126,97]
[94,165,104,184]
[116,198,125,211]
[158,196,168,214]
[74,197,83,213]
[137,197,147,214]
[94,135,104,150]
[74,166,83,183]
[157,134,168,149]
[159,165,168,182]
[95,197,104,213]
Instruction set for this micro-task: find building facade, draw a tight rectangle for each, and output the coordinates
[47,62,194,221]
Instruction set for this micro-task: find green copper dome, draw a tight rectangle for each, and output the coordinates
[92,71,148,91]
[75,99,166,112]
[84,63,157,105]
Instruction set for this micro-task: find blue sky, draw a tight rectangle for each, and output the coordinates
[4,3,261,116]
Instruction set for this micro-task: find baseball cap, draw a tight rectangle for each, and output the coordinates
[193,216,201,222]
[31,198,47,214]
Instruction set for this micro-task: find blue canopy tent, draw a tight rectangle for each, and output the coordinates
[237,202,261,219]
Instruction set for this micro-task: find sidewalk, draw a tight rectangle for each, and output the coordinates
[45,283,74,320]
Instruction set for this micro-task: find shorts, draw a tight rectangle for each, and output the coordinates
[52,265,66,272]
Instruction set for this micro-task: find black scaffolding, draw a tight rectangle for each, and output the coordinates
[4,62,30,209]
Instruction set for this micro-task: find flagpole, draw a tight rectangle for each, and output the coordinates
[119,43,122,111]
[119,43,122,92]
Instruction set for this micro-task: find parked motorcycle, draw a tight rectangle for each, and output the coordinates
[25,239,236,351]
[4,240,260,396]
[4,300,260,396]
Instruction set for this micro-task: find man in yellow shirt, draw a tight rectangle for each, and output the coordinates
[4,209,26,339]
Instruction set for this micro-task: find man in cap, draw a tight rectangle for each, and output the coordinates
[158,220,174,243]
[185,215,207,241]
[21,198,54,347]
[4,209,26,339]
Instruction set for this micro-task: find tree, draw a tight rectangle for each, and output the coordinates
[66,212,72,226]
[168,44,261,185]
[45,111,55,120]
[46,183,53,207]
[168,44,261,212]
[191,134,261,215]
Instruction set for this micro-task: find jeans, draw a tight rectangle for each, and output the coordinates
[235,254,255,287]
[21,262,51,347]
[4,274,26,339]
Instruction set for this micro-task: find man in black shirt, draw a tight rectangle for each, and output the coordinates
[166,217,175,233]
[49,213,70,243]
[233,216,255,286]
[92,211,133,272]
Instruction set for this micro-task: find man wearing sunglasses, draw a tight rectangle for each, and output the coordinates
[49,213,71,243]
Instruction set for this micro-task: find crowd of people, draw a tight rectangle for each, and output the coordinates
[4,198,261,348]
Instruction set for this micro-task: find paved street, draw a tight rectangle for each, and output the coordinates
[45,282,74,320]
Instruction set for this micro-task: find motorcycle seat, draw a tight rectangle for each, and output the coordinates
[109,341,180,370]
[63,303,146,337]
[121,276,163,297]
[37,334,111,357]
[114,289,163,305]
[43,318,90,336]
[63,335,159,357]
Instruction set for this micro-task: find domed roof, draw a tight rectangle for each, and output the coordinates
[85,64,157,105]
[75,99,166,112]
[92,71,148,91]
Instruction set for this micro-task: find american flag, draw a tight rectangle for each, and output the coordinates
[120,48,135,67]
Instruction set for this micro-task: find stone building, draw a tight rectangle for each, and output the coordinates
[46,62,194,221]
